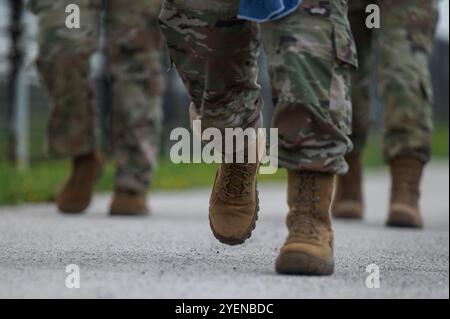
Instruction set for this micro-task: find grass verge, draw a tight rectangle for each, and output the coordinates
[0,127,448,205]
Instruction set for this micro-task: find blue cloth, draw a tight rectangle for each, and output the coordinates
[238,0,302,22]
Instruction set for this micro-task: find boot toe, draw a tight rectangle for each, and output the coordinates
[276,243,334,276]
[109,192,150,216]
[209,202,259,246]
[56,187,92,214]
[387,204,423,228]
[333,201,363,219]
[57,201,90,214]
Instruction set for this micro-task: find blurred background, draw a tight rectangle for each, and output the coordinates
[0,0,448,205]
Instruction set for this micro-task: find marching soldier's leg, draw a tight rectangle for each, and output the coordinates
[379,1,439,228]
[333,0,373,220]
[262,0,358,275]
[159,0,263,245]
[31,0,102,213]
[107,0,165,215]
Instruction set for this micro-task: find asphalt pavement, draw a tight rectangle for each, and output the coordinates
[0,162,448,299]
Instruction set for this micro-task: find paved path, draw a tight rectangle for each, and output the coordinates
[0,162,448,299]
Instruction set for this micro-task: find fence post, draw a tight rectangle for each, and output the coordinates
[91,0,112,154]
[7,0,29,170]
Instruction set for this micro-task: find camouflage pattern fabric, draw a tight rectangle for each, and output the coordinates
[30,0,165,193]
[349,0,439,163]
[159,0,357,174]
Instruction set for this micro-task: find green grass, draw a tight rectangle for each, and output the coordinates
[0,127,448,206]
[362,125,449,166]
[431,125,450,158]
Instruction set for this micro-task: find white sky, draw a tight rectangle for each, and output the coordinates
[437,0,449,41]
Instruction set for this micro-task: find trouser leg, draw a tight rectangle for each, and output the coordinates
[32,0,100,158]
[262,0,357,175]
[108,0,165,193]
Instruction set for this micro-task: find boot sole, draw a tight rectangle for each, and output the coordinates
[110,210,150,217]
[57,199,92,214]
[209,189,260,246]
[58,208,89,214]
[333,213,363,220]
[386,211,423,229]
[275,251,334,276]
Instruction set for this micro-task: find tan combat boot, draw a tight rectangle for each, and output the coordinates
[386,157,424,228]
[332,153,364,219]
[209,162,259,246]
[110,190,150,216]
[276,171,335,275]
[56,152,103,214]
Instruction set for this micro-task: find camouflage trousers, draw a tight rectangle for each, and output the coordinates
[160,0,357,174]
[349,0,439,163]
[31,0,165,193]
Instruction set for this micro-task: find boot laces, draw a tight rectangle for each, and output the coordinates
[221,163,254,198]
[288,173,321,241]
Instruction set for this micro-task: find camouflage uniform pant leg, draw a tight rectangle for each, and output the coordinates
[348,0,374,155]
[262,0,358,175]
[107,0,165,193]
[31,0,101,158]
[378,0,438,163]
[159,0,262,136]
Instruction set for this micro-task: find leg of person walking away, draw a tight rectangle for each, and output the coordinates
[378,0,439,228]
[107,0,165,215]
[159,0,263,245]
[262,0,357,275]
[31,0,103,214]
[332,0,373,220]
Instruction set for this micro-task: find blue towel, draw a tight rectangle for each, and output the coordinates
[238,0,302,22]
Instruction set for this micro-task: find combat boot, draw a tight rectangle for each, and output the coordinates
[110,190,150,216]
[56,152,103,213]
[209,161,259,246]
[276,171,335,275]
[387,157,424,228]
[332,153,364,219]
